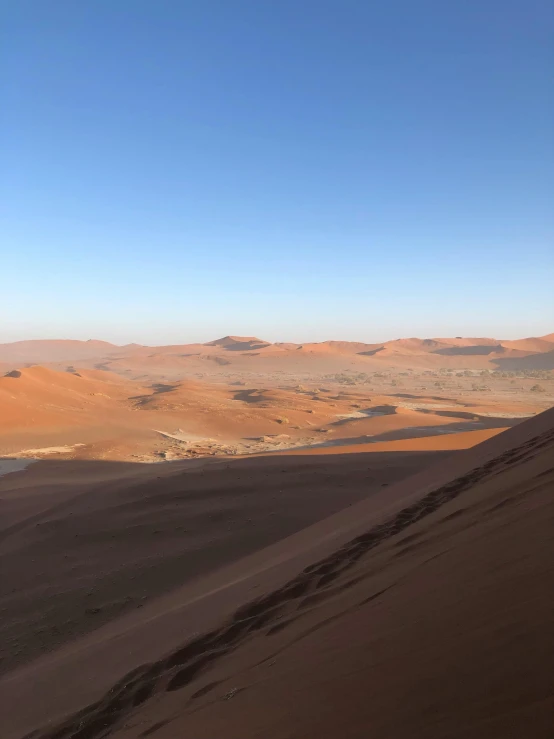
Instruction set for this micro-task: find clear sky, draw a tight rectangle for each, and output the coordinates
[2,0,553,345]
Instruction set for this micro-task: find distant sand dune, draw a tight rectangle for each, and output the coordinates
[1,331,553,372]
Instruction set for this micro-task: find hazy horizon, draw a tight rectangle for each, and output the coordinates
[1,327,553,347]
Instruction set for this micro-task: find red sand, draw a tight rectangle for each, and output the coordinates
[1,331,553,374]
[1,408,553,738]
[4,364,541,464]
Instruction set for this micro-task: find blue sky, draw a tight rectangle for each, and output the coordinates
[2,0,553,344]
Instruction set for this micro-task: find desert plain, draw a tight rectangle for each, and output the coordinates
[0,332,553,739]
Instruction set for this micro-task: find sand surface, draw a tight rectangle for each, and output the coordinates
[0,360,550,464]
[1,409,553,738]
[1,448,449,678]
[0,335,552,738]
[1,332,554,379]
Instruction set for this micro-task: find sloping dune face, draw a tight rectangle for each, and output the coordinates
[0,366,134,431]
[166,415,550,739]
[0,448,449,679]
[501,337,554,353]
[3,408,552,739]
[0,366,160,460]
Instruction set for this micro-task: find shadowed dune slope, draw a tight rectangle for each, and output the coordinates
[493,348,554,371]
[0,449,446,678]
[2,408,553,739]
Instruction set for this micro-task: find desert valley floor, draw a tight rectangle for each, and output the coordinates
[1,333,553,463]
[0,333,553,738]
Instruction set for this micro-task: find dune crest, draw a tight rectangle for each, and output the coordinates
[1,331,553,373]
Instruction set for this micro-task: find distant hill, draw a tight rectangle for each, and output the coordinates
[1,332,552,373]
[204,336,272,351]
[0,339,120,364]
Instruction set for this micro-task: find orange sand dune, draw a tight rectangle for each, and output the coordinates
[501,337,554,353]
[0,365,139,432]
[1,408,552,739]
[2,332,553,374]
[1,362,548,462]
